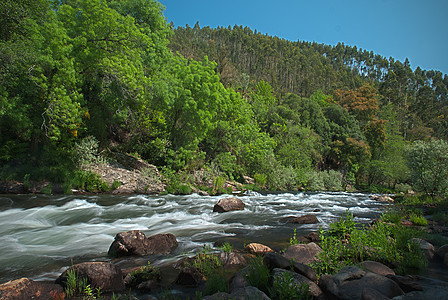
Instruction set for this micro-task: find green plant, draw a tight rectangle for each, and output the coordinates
[74,136,106,166]
[128,262,160,287]
[409,213,428,226]
[204,271,228,296]
[254,173,267,189]
[65,268,101,299]
[289,228,304,245]
[213,176,225,194]
[269,271,312,300]
[245,256,270,294]
[219,242,233,253]
[328,210,356,238]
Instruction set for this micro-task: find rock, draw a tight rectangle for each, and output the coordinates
[401,219,413,226]
[229,267,250,292]
[175,267,205,286]
[358,260,395,276]
[281,214,319,224]
[263,252,317,282]
[445,253,448,267]
[244,243,274,255]
[319,266,404,300]
[410,238,435,260]
[272,268,322,298]
[108,230,177,257]
[217,252,247,267]
[283,242,322,265]
[390,276,448,299]
[56,262,125,293]
[0,278,64,300]
[386,275,423,293]
[230,286,270,299]
[436,244,448,259]
[146,233,178,255]
[370,195,394,203]
[202,292,232,300]
[361,287,390,300]
[213,197,245,213]
[306,231,320,243]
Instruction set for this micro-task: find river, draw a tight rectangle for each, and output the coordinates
[0,192,384,284]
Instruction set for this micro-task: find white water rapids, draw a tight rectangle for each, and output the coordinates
[0,192,385,283]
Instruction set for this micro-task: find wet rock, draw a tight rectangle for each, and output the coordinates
[283,242,322,265]
[213,197,245,213]
[0,278,64,300]
[263,252,317,281]
[108,230,178,257]
[272,268,322,298]
[358,260,395,276]
[146,233,179,255]
[281,214,319,224]
[56,262,125,293]
[410,238,435,260]
[319,266,404,300]
[244,243,274,255]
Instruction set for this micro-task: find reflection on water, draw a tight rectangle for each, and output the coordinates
[0,192,384,283]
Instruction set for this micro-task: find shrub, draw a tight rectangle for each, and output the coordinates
[409,213,428,226]
[254,173,267,189]
[306,170,344,191]
[245,256,271,294]
[73,136,105,166]
[213,176,225,194]
[269,271,312,300]
[73,170,110,192]
[219,242,233,253]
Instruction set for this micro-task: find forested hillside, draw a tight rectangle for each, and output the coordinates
[1,0,448,195]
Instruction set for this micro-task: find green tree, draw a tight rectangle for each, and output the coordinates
[407,140,448,197]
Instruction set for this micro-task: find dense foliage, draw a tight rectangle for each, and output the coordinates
[1,0,447,195]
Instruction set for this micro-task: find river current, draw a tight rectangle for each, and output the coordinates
[0,192,384,284]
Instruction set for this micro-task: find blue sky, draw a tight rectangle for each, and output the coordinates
[160,0,448,75]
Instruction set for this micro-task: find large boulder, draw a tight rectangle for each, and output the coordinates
[0,278,64,300]
[358,260,395,276]
[318,266,404,300]
[213,197,245,213]
[283,242,322,265]
[281,214,319,224]
[263,252,317,282]
[410,238,435,260]
[108,230,178,257]
[56,262,125,293]
[272,268,323,298]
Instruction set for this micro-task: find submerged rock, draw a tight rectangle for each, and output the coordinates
[108,230,178,257]
[281,214,319,224]
[213,197,245,213]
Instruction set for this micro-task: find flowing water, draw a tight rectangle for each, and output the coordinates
[0,192,385,284]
